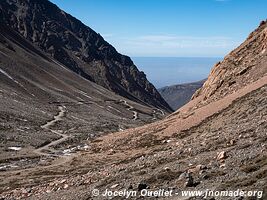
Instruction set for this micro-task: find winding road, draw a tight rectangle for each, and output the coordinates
[155,108,165,116]
[36,106,71,156]
[36,101,163,156]
[152,108,165,120]
[120,100,138,120]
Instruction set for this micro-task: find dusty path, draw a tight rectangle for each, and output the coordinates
[40,106,65,129]
[0,105,75,190]
[36,106,71,156]
[152,108,165,120]
[120,100,138,120]
[156,108,165,116]
[35,130,70,156]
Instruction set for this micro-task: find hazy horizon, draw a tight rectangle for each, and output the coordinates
[132,57,221,88]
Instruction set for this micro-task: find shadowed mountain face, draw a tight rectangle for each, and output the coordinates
[0,0,172,112]
[158,79,206,110]
[0,2,169,171]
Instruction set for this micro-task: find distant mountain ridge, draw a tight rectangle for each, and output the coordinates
[158,79,206,110]
[0,0,172,112]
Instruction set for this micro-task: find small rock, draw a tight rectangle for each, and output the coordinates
[63,184,68,189]
[49,182,55,186]
[164,167,170,171]
[196,164,206,171]
[137,183,148,191]
[184,174,194,187]
[110,184,119,189]
[178,172,194,187]
[202,174,209,180]
[60,179,66,184]
[26,188,32,193]
[217,151,226,160]
[178,172,188,180]
[84,179,91,184]
[188,164,206,173]
[220,163,226,168]
[108,149,115,154]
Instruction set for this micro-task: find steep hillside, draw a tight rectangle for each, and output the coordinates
[0,8,266,200]
[0,0,172,112]
[3,85,264,200]
[158,79,206,110]
[0,20,266,200]
[0,22,167,171]
[193,20,267,105]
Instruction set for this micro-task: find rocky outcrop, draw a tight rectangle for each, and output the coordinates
[158,79,206,110]
[193,20,267,104]
[0,0,172,112]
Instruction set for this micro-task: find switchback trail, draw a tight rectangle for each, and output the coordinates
[36,106,71,156]
[152,108,165,120]
[120,100,138,120]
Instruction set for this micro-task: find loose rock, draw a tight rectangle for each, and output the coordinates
[110,184,119,189]
[217,151,226,160]
[137,183,148,191]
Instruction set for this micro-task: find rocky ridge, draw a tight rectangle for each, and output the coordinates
[193,20,267,105]
[158,79,206,110]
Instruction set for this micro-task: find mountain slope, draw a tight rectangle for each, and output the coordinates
[158,79,206,110]
[5,84,265,200]
[0,22,167,169]
[0,0,172,112]
[192,20,267,105]
[1,15,266,200]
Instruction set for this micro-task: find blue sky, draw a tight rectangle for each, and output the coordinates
[50,0,267,57]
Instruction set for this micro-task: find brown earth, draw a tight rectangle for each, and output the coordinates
[0,75,265,200]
